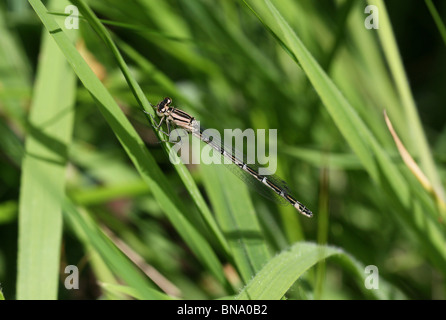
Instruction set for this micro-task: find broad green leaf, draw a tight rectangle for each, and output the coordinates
[236,242,406,300]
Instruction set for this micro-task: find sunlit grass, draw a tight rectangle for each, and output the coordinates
[0,0,444,300]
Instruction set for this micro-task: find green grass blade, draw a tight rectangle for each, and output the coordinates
[243,0,411,203]
[70,180,149,206]
[368,0,446,204]
[1,0,442,301]
[28,0,228,288]
[243,0,379,183]
[69,142,141,185]
[425,0,446,46]
[234,242,339,300]
[70,0,230,258]
[282,146,363,170]
[243,0,446,272]
[61,198,162,299]
[16,0,76,299]
[0,4,31,125]
[235,242,405,300]
[99,282,174,300]
[200,163,271,284]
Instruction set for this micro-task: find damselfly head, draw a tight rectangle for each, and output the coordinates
[157,97,172,114]
[163,97,172,106]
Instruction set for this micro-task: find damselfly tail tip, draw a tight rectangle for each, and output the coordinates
[294,203,313,218]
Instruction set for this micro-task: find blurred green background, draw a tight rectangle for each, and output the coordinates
[0,0,445,300]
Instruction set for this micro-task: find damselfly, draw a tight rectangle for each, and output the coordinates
[146,97,313,218]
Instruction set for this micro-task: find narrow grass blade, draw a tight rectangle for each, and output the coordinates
[282,146,363,170]
[315,166,330,300]
[243,0,446,273]
[61,197,164,299]
[243,0,379,183]
[200,163,271,284]
[99,282,175,300]
[28,0,228,288]
[243,0,412,205]
[368,0,446,204]
[0,4,31,124]
[385,111,446,219]
[70,0,230,258]
[17,0,76,299]
[425,0,446,45]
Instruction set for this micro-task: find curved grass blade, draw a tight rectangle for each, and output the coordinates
[69,0,230,258]
[242,0,446,272]
[235,242,406,300]
[243,0,379,183]
[368,0,446,205]
[28,0,229,288]
[62,198,165,299]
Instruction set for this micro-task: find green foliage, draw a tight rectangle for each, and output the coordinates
[0,0,445,300]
